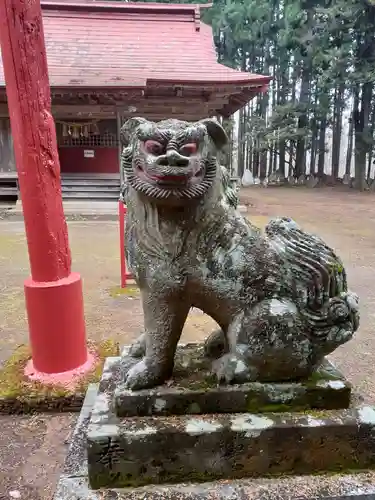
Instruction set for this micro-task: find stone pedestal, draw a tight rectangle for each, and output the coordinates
[113,344,352,417]
[54,344,375,499]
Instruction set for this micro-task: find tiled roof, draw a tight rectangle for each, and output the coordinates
[0,1,270,90]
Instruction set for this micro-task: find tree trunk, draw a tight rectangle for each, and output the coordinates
[310,120,318,175]
[278,69,288,178]
[269,61,277,174]
[259,45,269,180]
[331,82,345,180]
[353,5,375,190]
[354,82,373,191]
[295,63,311,177]
[291,63,299,103]
[237,49,247,178]
[317,115,327,178]
[237,107,244,178]
[345,117,354,177]
[253,137,260,178]
[288,62,299,172]
[273,143,278,173]
[366,99,375,181]
[259,149,268,179]
[246,103,253,173]
[367,146,372,181]
[279,140,286,178]
[241,103,247,175]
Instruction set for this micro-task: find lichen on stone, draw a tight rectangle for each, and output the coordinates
[88,423,119,439]
[185,418,222,436]
[125,424,158,438]
[230,414,274,437]
[317,380,346,390]
[154,398,167,411]
[119,116,359,392]
[92,392,110,414]
[357,406,375,425]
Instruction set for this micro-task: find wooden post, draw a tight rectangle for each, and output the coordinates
[117,111,133,287]
[119,201,127,288]
[117,110,124,185]
[0,0,89,375]
[118,201,133,288]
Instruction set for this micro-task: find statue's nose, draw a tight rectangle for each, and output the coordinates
[166,149,189,167]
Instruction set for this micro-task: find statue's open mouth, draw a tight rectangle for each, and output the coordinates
[136,164,204,188]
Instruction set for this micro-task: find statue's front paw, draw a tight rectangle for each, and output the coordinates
[204,329,226,359]
[212,353,256,385]
[129,333,146,358]
[124,359,167,391]
[341,292,360,332]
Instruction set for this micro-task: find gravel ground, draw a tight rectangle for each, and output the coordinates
[1,185,375,498]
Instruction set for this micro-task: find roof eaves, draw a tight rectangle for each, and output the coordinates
[48,85,147,92]
[146,75,272,87]
[41,0,212,15]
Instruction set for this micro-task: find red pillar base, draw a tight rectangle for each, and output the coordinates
[24,352,96,389]
[24,272,88,374]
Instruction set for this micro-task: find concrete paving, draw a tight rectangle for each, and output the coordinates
[13,199,249,216]
[1,186,375,498]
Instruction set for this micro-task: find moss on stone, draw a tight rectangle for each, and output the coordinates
[172,345,345,392]
[303,409,335,418]
[175,373,217,390]
[188,402,202,414]
[305,368,341,386]
[249,402,308,413]
[114,344,350,416]
[171,345,217,390]
[0,339,119,414]
[90,468,221,490]
[90,461,375,490]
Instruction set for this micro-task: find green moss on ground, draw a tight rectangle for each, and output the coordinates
[0,339,119,413]
[109,285,139,298]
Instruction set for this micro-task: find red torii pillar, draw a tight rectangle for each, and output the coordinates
[0,0,89,376]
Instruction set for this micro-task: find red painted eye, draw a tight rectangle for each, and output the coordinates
[180,143,197,156]
[144,140,164,155]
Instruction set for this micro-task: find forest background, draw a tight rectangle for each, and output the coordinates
[132,0,375,190]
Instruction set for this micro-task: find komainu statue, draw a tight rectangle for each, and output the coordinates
[120,117,359,391]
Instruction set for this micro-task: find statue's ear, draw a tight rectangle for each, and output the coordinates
[199,118,228,150]
[120,117,148,146]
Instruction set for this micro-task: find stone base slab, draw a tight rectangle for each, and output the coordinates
[111,344,352,417]
[87,404,375,489]
[86,348,374,490]
[55,474,375,500]
[54,384,375,500]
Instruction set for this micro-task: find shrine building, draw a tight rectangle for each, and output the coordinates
[0,0,270,201]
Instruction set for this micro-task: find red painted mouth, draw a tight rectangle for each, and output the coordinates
[137,165,203,186]
[149,173,190,183]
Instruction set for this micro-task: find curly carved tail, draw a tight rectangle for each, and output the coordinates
[265,217,359,342]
